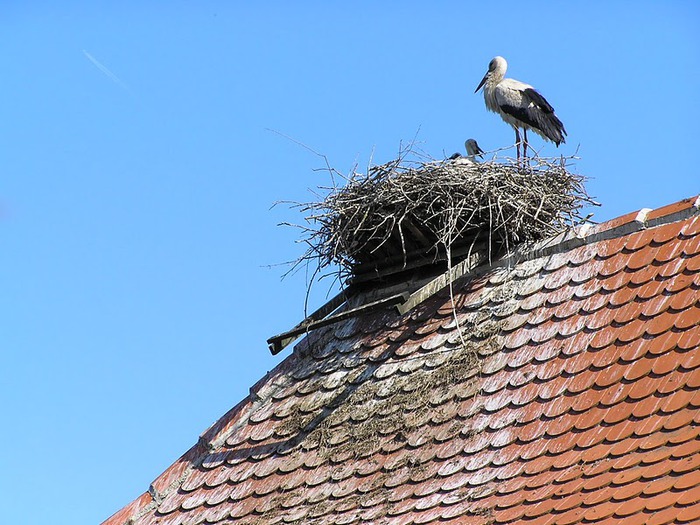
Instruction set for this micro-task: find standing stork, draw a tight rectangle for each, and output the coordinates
[475,56,566,161]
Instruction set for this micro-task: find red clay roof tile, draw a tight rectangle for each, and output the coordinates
[613,495,644,517]
[680,214,700,236]
[676,307,700,331]
[655,238,686,263]
[635,279,668,303]
[594,234,628,258]
[685,255,700,276]
[674,468,700,491]
[646,506,681,525]
[625,228,656,251]
[608,420,641,443]
[584,501,621,521]
[602,272,635,295]
[677,501,700,523]
[651,221,686,245]
[658,258,688,279]
[681,345,700,370]
[642,475,677,496]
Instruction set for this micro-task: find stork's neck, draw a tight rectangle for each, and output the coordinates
[488,70,505,86]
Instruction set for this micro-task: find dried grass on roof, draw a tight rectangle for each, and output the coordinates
[288,146,595,280]
[281,322,498,463]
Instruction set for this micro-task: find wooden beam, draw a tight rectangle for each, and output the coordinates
[395,250,485,315]
[267,292,409,355]
[266,290,349,355]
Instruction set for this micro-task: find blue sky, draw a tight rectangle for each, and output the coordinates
[1,3,698,524]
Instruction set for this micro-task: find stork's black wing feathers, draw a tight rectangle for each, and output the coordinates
[523,88,555,113]
[499,88,567,146]
[499,104,540,132]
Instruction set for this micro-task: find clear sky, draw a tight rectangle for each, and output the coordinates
[1,2,698,524]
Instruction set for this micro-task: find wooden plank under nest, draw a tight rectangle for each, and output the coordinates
[349,237,489,286]
[395,249,486,315]
[267,292,409,355]
[267,244,488,355]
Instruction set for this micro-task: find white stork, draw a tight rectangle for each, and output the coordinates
[475,56,566,160]
[448,138,485,163]
[465,138,484,161]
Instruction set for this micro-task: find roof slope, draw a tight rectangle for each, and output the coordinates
[103,196,700,525]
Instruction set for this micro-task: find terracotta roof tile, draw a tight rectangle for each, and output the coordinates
[641,509,675,525]
[677,502,700,524]
[673,470,700,491]
[682,238,700,262]
[102,196,700,525]
[686,253,700,272]
[625,227,656,251]
[586,501,622,521]
[680,213,700,236]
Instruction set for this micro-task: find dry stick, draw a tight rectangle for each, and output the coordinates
[444,217,470,353]
[367,215,397,254]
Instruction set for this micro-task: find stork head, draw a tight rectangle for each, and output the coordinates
[475,56,508,93]
[465,138,484,158]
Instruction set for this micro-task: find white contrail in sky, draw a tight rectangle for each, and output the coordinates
[82,50,131,93]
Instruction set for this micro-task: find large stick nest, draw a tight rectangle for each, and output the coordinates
[288,148,596,281]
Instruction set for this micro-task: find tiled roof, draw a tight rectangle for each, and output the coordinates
[103,195,700,525]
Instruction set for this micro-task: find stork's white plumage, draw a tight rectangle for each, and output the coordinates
[475,56,566,160]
